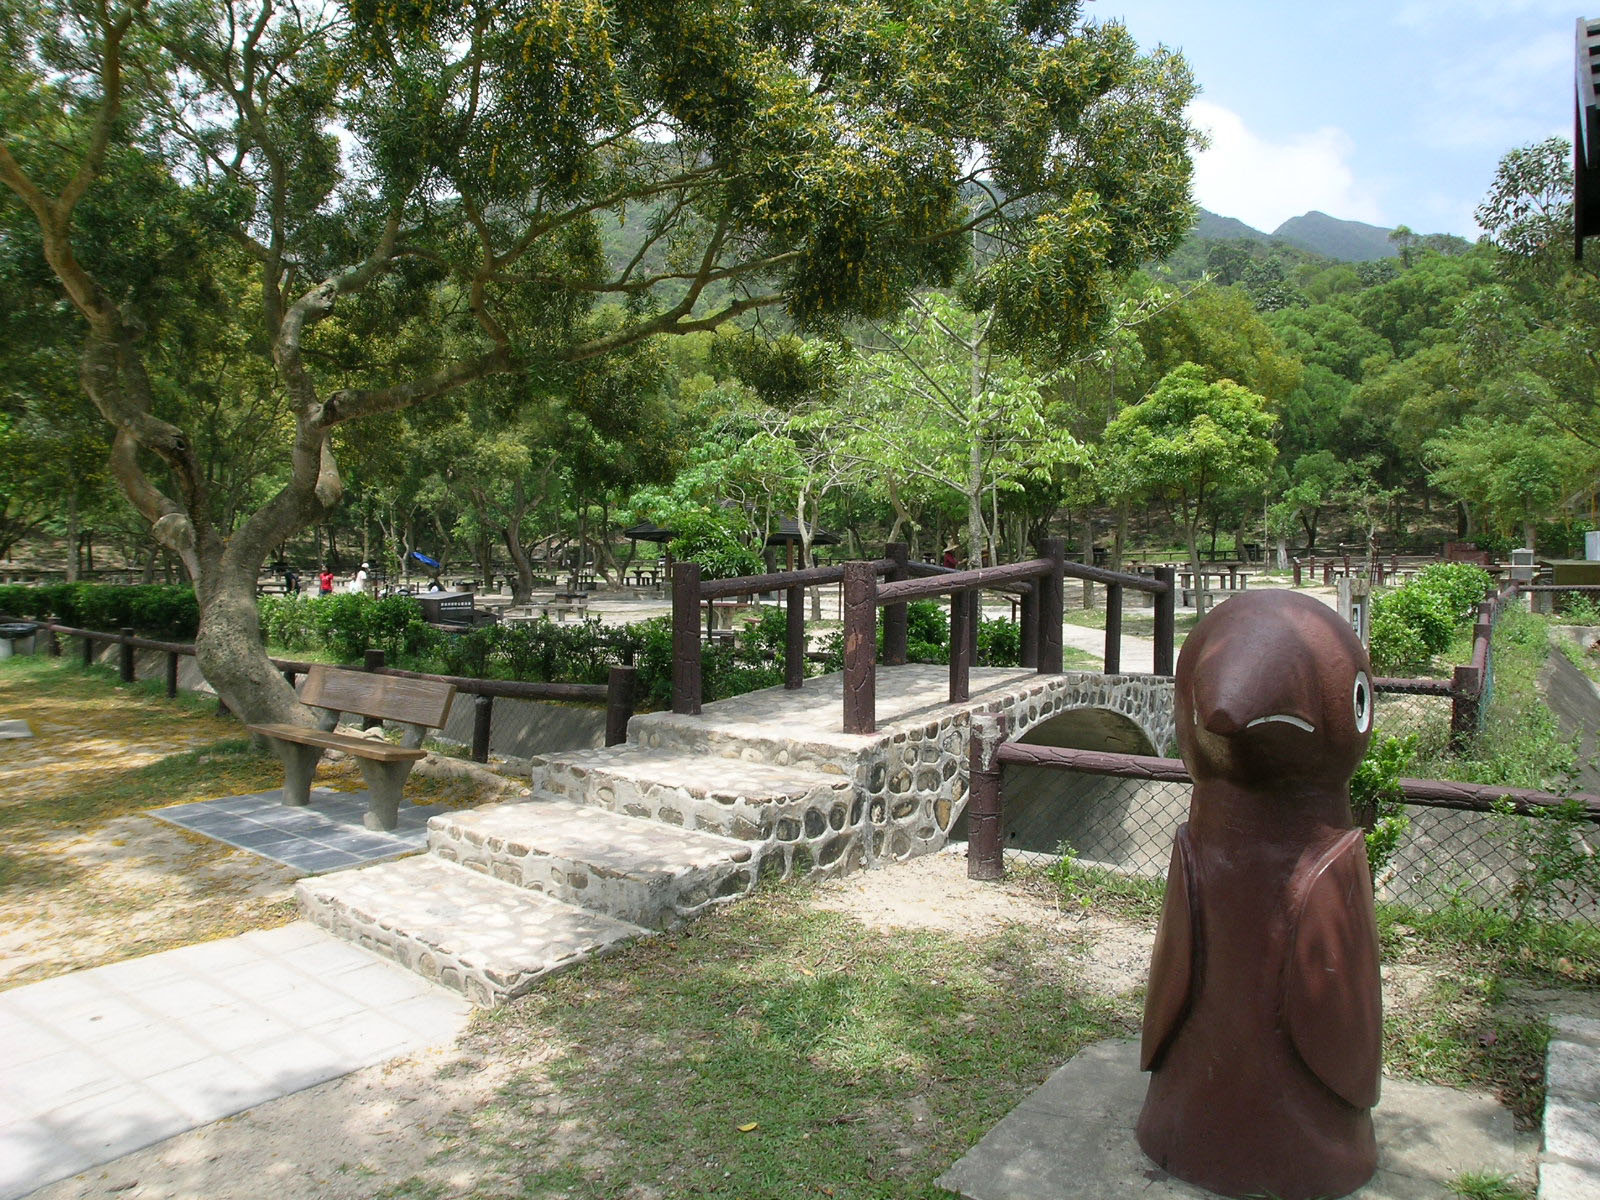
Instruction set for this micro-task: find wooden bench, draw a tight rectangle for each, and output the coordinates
[247,665,456,831]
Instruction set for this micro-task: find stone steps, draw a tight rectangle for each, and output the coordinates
[528,743,864,875]
[428,796,760,929]
[296,855,647,1007]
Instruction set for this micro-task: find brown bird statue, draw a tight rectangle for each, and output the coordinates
[1137,589,1383,1200]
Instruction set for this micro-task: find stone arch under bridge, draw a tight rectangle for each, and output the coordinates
[860,671,1177,870]
[972,677,1187,873]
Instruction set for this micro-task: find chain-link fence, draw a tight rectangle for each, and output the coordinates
[1369,688,1453,751]
[991,764,1600,930]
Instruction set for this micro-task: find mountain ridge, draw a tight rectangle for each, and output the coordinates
[1193,207,1400,262]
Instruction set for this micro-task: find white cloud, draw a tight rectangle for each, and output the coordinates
[1186,99,1385,232]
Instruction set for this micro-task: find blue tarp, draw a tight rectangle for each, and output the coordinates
[410,551,442,568]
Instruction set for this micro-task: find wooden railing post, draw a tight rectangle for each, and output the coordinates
[1153,566,1176,676]
[672,561,703,715]
[1038,538,1065,674]
[882,542,909,666]
[1019,585,1039,669]
[472,693,493,761]
[81,632,94,668]
[166,651,180,699]
[1292,559,1303,587]
[949,588,974,703]
[1104,583,1123,675]
[967,712,1008,880]
[119,628,135,683]
[785,583,805,690]
[47,626,60,657]
[1450,665,1481,749]
[841,561,877,734]
[606,665,636,746]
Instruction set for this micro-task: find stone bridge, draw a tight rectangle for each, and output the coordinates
[299,664,1176,1005]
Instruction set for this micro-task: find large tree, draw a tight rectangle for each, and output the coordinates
[1103,363,1276,613]
[0,0,1195,720]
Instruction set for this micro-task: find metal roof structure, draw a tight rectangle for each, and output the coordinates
[1576,18,1600,257]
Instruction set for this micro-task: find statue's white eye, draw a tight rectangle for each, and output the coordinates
[1352,672,1372,734]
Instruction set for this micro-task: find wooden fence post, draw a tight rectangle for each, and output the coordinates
[672,562,702,715]
[47,626,60,657]
[166,652,179,699]
[472,694,493,762]
[1104,583,1123,675]
[882,542,909,667]
[1038,538,1065,674]
[119,628,135,683]
[1450,665,1481,749]
[606,665,637,746]
[785,583,806,690]
[841,561,877,734]
[81,632,94,668]
[949,589,974,703]
[967,712,1007,880]
[1153,566,1176,677]
[1019,585,1039,669]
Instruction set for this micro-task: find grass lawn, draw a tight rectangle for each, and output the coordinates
[383,885,1135,1200]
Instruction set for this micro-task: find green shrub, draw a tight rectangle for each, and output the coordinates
[1413,562,1492,623]
[1371,585,1454,673]
[977,616,1021,666]
[1352,734,1415,881]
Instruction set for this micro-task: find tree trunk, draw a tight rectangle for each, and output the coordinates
[1113,500,1128,573]
[64,486,81,583]
[1080,511,1095,608]
[1186,524,1206,619]
[1523,522,1537,554]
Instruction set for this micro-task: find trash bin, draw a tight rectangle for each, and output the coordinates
[0,621,39,659]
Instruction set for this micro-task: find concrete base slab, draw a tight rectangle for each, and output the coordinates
[0,718,32,739]
[152,788,444,874]
[0,922,469,1200]
[936,1039,1537,1200]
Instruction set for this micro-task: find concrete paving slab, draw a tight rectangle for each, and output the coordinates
[0,922,470,1200]
[151,788,445,874]
[1540,1015,1600,1199]
[936,1039,1536,1200]
[0,718,33,739]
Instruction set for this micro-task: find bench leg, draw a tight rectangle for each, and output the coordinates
[274,741,324,807]
[357,759,413,831]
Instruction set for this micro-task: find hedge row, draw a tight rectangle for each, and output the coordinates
[0,582,199,640]
[259,595,1022,706]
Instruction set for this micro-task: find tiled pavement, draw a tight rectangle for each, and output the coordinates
[0,922,471,1200]
[151,789,445,874]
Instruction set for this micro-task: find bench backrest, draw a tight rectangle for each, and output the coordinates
[300,664,456,728]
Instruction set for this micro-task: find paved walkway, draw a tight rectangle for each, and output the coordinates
[0,922,470,1200]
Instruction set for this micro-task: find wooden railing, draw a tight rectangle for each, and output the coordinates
[963,727,1600,881]
[668,540,1176,730]
[21,620,636,762]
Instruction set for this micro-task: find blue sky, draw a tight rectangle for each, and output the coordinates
[1103,0,1579,237]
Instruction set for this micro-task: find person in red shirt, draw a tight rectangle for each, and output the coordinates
[318,567,334,595]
